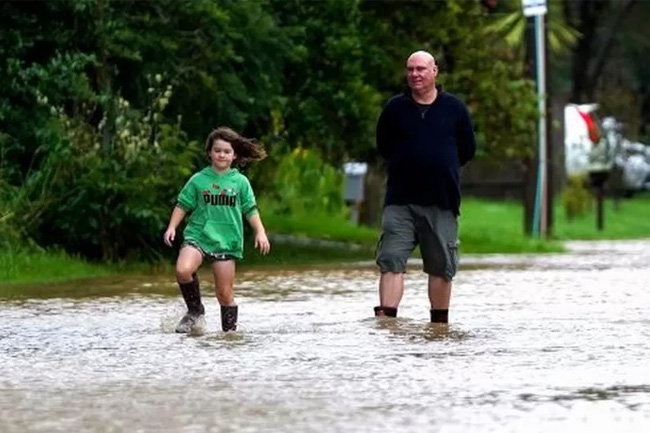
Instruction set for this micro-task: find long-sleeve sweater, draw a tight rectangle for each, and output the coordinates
[376,88,477,215]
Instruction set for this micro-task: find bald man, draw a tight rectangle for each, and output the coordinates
[374,51,476,323]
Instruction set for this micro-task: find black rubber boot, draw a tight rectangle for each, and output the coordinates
[179,273,204,315]
[175,273,205,333]
[221,305,238,332]
[374,306,398,317]
[430,309,449,323]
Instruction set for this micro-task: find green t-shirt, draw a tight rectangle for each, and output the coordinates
[176,167,258,259]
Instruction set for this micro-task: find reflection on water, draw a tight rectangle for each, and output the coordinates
[520,384,650,403]
[371,317,474,343]
[1,240,650,432]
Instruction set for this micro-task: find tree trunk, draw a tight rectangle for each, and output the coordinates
[568,0,636,103]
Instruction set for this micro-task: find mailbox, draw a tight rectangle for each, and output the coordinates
[343,162,368,203]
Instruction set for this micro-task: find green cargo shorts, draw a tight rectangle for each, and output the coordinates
[375,205,459,281]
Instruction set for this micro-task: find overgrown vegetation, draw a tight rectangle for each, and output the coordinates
[562,174,593,221]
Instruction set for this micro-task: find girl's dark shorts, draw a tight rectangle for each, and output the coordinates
[375,205,459,281]
[181,240,236,263]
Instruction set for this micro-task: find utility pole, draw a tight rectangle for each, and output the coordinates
[523,0,549,237]
[544,12,554,237]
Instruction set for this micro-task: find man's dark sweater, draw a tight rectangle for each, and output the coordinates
[376,88,477,215]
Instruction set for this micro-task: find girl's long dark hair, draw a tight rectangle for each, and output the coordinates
[205,126,267,167]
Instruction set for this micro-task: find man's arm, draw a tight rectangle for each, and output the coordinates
[457,104,477,166]
[376,104,393,160]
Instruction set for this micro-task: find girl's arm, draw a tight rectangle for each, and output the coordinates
[163,206,187,246]
[249,213,270,254]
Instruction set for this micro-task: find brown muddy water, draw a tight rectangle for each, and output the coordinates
[1,240,650,432]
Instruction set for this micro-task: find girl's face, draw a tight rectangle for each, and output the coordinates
[209,139,236,172]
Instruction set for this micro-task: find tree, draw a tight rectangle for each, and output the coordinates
[267,0,382,164]
[564,0,636,103]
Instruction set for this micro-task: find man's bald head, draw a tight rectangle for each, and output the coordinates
[407,50,436,68]
[406,50,438,97]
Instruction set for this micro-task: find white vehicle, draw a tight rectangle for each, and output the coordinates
[564,103,612,176]
[564,103,650,195]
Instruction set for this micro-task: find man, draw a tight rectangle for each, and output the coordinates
[374,50,476,323]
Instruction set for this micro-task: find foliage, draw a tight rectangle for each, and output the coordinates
[482,0,580,57]
[255,145,346,220]
[442,16,539,162]
[562,174,593,221]
[107,0,293,138]
[33,79,199,261]
[266,0,382,164]
[0,176,42,251]
[0,136,20,248]
[0,187,23,250]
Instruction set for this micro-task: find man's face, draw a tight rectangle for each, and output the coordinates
[406,55,437,92]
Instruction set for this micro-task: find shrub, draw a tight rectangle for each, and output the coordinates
[31,77,199,261]
[253,145,346,220]
[562,174,593,221]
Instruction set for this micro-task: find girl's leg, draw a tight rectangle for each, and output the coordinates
[211,259,236,305]
[175,246,205,333]
[176,246,203,283]
[211,259,237,331]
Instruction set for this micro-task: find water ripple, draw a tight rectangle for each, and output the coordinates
[2,239,650,432]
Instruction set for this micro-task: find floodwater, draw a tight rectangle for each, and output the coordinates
[1,240,650,432]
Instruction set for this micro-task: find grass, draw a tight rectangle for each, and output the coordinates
[460,195,650,251]
[262,211,379,246]
[552,193,650,240]
[3,195,650,288]
[460,199,564,254]
[240,241,372,268]
[1,248,111,284]
[262,199,567,255]
[0,247,162,286]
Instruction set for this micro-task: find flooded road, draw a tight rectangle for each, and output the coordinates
[2,240,650,432]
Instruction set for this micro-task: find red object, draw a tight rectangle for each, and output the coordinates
[577,110,600,144]
[481,0,497,9]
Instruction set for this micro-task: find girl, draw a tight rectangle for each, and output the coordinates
[163,126,270,333]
